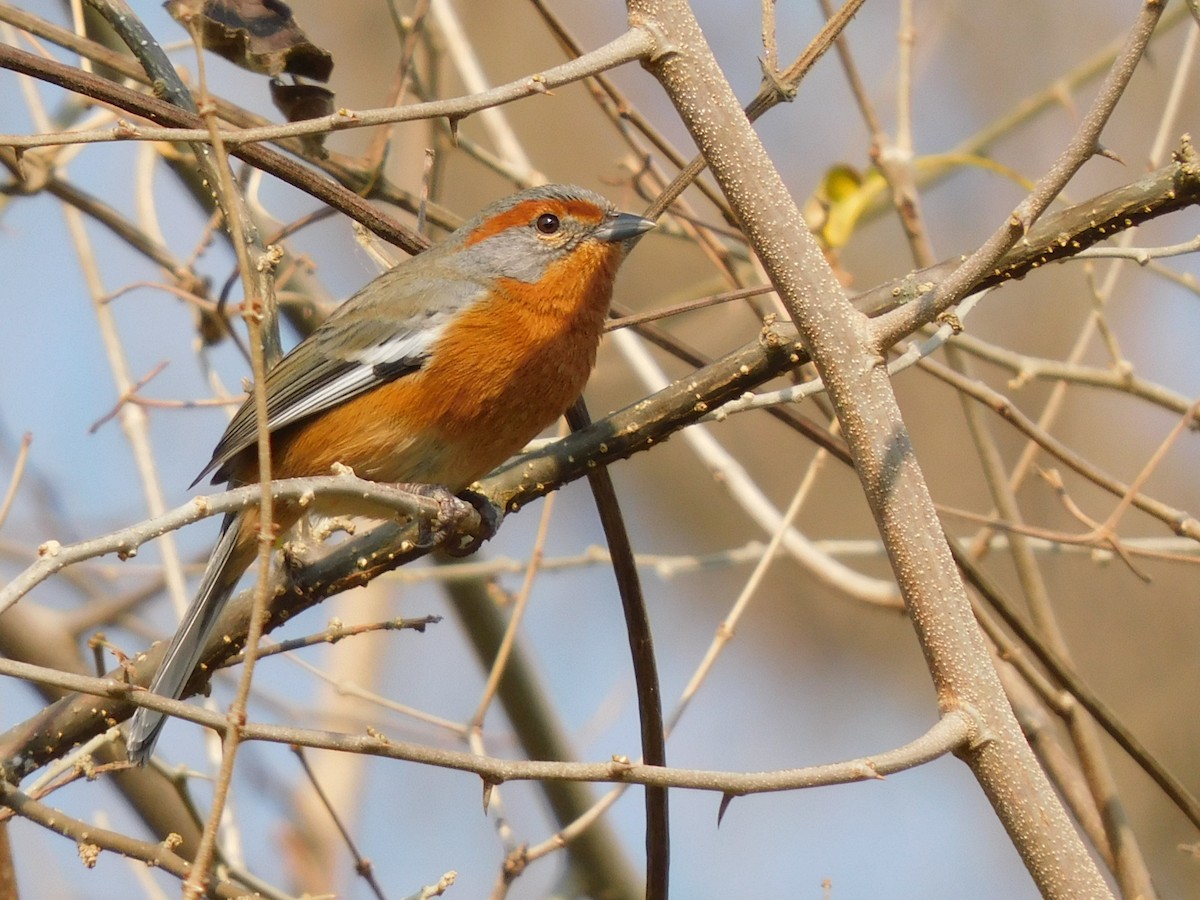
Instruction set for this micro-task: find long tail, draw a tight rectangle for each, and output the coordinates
[127,511,251,764]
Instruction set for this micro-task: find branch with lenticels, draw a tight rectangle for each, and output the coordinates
[1,140,1198,774]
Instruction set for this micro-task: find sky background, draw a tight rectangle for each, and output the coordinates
[2,1,1198,898]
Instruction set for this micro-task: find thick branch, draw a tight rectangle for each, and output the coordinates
[625,0,1114,895]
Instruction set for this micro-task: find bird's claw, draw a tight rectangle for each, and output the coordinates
[401,484,502,556]
[445,488,503,557]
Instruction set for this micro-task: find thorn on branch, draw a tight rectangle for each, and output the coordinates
[1094,142,1125,165]
[717,792,735,826]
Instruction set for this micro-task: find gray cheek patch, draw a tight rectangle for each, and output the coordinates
[460,227,586,284]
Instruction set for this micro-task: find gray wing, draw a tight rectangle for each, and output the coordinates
[193,262,485,486]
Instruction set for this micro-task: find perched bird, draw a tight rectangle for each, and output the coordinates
[127,184,653,762]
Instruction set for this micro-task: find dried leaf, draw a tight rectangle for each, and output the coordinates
[166,0,334,81]
[270,78,335,156]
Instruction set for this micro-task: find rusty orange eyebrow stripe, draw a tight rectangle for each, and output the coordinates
[464,198,607,246]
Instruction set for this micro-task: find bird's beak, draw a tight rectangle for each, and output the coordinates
[595,211,656,245]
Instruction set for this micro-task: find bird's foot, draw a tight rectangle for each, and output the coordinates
[400,484,503,556]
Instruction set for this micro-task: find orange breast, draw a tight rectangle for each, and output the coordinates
[263,240,624,492]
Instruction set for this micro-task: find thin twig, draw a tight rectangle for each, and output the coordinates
[0,432,31,532]
[568,399,669,900]
[292,746,389,900]
[871,1,1167,350]
[178,10,279,891]
[0,780,249,898]
[0,28,655,150]
[0,654,972,794]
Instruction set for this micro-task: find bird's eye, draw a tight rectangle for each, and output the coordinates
[535,213,561,235]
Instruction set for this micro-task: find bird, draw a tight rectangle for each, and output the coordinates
[126,184,654,763]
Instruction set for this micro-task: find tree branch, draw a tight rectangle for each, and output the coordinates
[624,0,1119,895]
